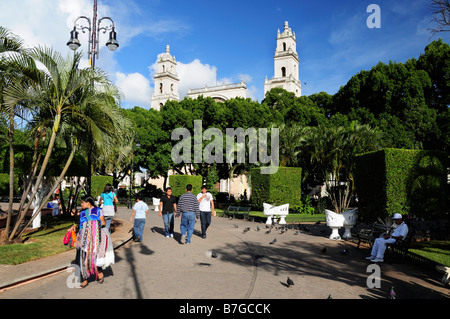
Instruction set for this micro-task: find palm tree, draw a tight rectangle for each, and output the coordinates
[299,122,384,213]
[2,45,133,242]
[0,27,30,241]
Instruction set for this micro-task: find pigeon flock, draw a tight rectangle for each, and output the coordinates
[204,219,398,299]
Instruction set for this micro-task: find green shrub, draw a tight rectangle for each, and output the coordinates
[0,173,19,196]
[250,167,302,209]
[169,175,203,198]
[355,148,447,220]
[91,175,114,197]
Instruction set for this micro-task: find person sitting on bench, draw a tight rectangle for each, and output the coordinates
[365,213,408,263]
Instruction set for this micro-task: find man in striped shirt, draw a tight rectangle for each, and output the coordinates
[176,184,199,244]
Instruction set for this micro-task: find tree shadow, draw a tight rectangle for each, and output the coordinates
[205,231,449,299]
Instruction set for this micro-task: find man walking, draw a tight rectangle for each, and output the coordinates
[176,184,199,245]
[130,195,149,242]
[159,187,177,238]
[197,185,215,239]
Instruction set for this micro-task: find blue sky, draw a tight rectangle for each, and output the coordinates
[1,0,448,108]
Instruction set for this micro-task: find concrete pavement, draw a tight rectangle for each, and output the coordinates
[0,206,449,299]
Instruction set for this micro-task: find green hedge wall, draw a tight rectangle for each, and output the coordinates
[91,176,114,197]
[250,167,302,209]
[354,148,448,220]
[169,175,203,198]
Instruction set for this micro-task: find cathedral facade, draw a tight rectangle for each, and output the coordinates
[150,21,301,110]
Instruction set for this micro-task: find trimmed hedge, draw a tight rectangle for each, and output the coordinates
[250,167,302,209]
[169,175,203,198]
[354,148,448,220]
[91,176,114,197]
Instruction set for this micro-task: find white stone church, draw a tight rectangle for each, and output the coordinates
[147,21,301,197]
[150,21,301,111]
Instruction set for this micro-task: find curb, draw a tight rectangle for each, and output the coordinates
[0,218,133,291]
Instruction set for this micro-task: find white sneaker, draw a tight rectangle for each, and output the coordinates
[170,233,174,238]
[372,258,384,263]
[165,235,170,238]
[365,256,376,260]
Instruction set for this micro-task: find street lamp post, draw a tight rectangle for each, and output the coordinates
[66,0,119,195]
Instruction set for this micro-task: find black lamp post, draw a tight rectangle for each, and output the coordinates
[66,0,119,195]
[128,138,140,209]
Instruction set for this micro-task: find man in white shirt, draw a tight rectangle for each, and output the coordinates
[366,213,409,263]
[197,185,215,239]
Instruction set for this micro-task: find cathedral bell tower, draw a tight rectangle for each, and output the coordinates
[264,21,302,97]
[151,45,180,111]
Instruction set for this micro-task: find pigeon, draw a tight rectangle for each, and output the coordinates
[198,262,211,266]
[388,286,396,299]
[269,238,277,245]
[233,224,239,228]
[242,227,250,234]
[256,226,260,231]
[265,229,271,234]
[321,247,327,254]
[294,230,300,235]
[287,277,294,287]
[211,251,218,258]
[327,295,332,299]
[205,250,220,259]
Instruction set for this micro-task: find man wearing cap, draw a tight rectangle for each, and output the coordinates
[366,213,408,263]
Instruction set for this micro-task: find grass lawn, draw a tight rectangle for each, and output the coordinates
[0,217,75,265]
[409,240,450,267]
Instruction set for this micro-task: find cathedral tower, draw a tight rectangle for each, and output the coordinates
[151,45,180,110]
[264,21,302,97]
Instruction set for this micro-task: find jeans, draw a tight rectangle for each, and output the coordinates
[162,212,174,236]
[180,212,196,243]
[200,211,211,237]
[105,217,112,233]
[133,218,146,242]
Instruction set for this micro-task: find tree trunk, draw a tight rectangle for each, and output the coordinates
[17,146,76,237]
[4,117,14,243]
[8,113,60,241]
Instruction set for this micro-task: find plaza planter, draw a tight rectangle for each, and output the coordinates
[325,209,345,240]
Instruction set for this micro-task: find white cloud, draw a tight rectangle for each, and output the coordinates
[177,59,218,97]
[115,72,152,108]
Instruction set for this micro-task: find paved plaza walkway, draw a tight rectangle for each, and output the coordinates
[0,206,449,301]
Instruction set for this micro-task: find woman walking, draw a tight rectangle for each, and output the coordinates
[99,184,118,232]
[68,195,115,288]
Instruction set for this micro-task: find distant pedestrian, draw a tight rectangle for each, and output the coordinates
[99,184,118,233]
[197,185,215,239]
[176,184,199,244]
[159,187,177,238]
[130,195,149,242]
[51,195,60,217]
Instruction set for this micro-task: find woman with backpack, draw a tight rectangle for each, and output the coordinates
[99,184,118,233]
